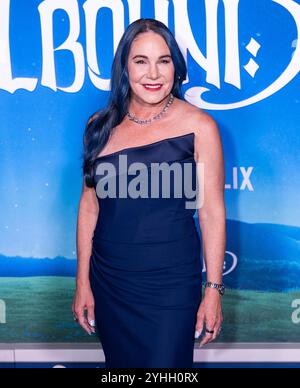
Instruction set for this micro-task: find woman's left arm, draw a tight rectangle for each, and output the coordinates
[193,111,226,347]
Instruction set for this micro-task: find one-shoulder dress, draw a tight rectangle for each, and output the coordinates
[89,132,202,368]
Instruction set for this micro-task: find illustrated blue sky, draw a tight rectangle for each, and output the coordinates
[0,0,299,258]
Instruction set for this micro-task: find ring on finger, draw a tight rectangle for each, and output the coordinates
[88,319,96,327]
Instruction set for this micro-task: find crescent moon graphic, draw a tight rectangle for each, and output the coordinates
[185,0,300,110]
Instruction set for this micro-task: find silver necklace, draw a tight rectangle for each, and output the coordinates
[126,93,174,125]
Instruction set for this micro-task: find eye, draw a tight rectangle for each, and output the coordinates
[135,59,170,64]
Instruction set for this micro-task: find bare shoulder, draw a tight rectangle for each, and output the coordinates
[175,99,218,134]
[177,102,223,161]
[186,105,220,141]
[187,105,217,131]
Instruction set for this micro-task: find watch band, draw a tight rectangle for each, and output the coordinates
[204,281,225,296]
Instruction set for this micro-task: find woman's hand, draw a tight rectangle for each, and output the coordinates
[195,288,223,347]
[72,283,96,335]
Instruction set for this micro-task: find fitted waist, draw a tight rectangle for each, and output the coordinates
[91,229,201,271]
[93,214,198,244]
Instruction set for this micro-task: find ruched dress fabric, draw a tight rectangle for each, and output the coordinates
[89,132,202,368]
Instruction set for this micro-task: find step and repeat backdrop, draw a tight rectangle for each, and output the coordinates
[0,0,299,365]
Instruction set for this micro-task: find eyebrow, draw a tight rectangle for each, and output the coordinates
[132,54,172,60]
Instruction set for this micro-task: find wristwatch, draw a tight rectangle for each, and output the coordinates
[205,281,225,296]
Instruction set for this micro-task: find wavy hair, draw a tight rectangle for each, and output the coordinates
[82,18,187,187]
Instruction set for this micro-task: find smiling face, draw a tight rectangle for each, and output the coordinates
[127,31,175,109]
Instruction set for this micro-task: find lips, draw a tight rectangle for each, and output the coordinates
[143,84,163,91]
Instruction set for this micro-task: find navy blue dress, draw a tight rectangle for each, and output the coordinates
[89,132,202,368]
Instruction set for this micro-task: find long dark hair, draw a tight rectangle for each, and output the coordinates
[82,18,187,187]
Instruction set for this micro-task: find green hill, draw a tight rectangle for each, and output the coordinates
[0,277,299,343]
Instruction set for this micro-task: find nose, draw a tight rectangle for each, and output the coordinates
[148,63,159,79]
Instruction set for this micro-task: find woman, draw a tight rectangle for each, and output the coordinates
[72,18,226,368]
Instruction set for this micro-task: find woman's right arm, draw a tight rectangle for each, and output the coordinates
[72,177,99,335]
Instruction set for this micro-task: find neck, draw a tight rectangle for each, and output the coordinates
[127,93,171,119]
